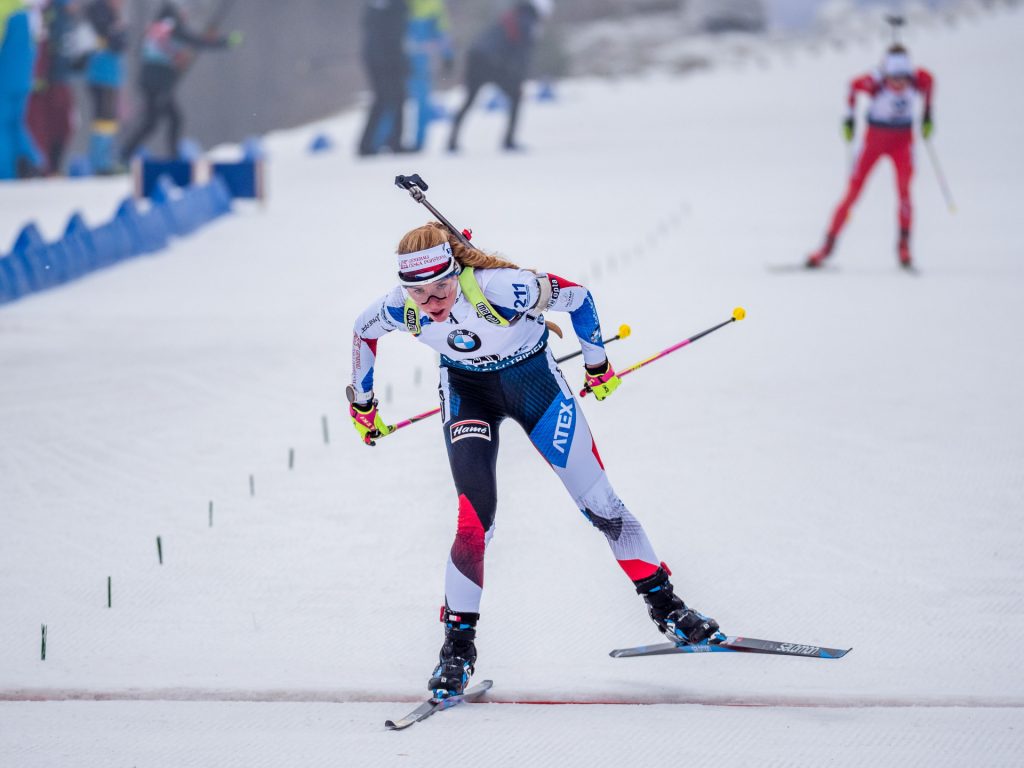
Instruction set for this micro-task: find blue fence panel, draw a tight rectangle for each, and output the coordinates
[63,213,100,273]
[11,222,44,255]
[0,256,29,304]
[116,197,168,254]
[138,160,194,199]
[213,160,260,200]
[89,219,135,266]
[20,244,61,291]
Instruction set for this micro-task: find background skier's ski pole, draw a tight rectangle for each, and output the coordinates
[387,325,631,434]
[581,308,745,397]
[923,139,957,213]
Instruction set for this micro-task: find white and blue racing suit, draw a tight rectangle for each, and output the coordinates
[351,268,661,612]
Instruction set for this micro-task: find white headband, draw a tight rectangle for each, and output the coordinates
[883,52,913,78]
[397,241,457,286]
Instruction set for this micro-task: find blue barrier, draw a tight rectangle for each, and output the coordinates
[309,134,333,153]
[0,256,28,304]
[212,160,260,200]
[3,146,243,307]
[152,175,196,236]
[19,244,60,291]
[11,222,44,255]
[116,197,168,255]
[536,80,557,102]
[64,213,100,272]
[485,89,509,111]
[137,159,194,197]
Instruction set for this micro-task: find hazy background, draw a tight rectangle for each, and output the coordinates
[93,0,964,154]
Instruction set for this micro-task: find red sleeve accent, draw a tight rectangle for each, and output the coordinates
[848,74,878,109]
[915,68,934,110]
[546,273,580,288]
[363,338,378,355]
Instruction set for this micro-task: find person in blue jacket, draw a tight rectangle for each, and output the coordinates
[406,0,454,152]
[0,0,44,179]
[84,0,126,174]
[447,0,551,153]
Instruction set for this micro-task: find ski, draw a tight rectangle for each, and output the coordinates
[610,636,851,660]
[384,679,493,731]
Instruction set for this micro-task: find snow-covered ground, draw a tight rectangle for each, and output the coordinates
[2,4,1023,766]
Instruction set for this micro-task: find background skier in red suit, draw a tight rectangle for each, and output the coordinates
[807,44,934,270]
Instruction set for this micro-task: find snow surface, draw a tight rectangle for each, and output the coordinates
[2,4,1023,766]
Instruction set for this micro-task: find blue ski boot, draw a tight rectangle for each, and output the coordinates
[634,566,722,645]
[427,608,478,700]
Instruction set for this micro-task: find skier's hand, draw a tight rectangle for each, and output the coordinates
[922,110,933,140]
[582,360,622,401]
[350,399,395,446]
[842,117,855,143]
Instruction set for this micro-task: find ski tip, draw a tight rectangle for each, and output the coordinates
[384,720,398,729]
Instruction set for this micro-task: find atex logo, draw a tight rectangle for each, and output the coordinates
[447,329,482,352]
[552,401,574,453]
[450,420,491,443]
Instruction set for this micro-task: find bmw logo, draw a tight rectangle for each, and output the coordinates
[447,329,482,352]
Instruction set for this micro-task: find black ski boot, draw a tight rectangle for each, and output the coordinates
[427,608,478,700]
[634,566,722,646]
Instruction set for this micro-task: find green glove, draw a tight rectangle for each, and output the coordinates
[922,111,933,140]
[349,399,395,446]
[583,360,622,401]
[227,30,244,48]
[842,117,855,143]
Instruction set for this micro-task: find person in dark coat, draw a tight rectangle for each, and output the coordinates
[120,1,241,162]
[357,0,409,156]
[447,0,551,153]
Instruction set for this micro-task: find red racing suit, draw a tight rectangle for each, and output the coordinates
[824,68,934,242]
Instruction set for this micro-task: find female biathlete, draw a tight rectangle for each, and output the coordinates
[348,221,721,699]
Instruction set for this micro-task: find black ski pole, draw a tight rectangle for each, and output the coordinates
[395,174,476,251]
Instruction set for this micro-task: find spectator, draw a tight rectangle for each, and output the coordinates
[447,0,552,153]
[120,1,241,163]
[27,0,80,175]
[84,0,125,174]
[357,0,409,156]
[0,0,44,178]
[406,0,453,151]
